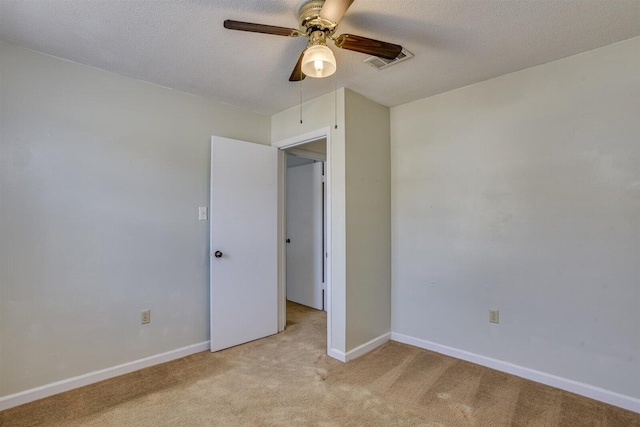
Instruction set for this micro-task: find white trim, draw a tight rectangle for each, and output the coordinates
[274,127,334,361]
[0,341,210,411]
[272,128,328,149]
[391,332,640,414]
[345,332,391,362]
[328,333,391,363]
[327,348,346,362]
[277,149,287,332]
[322,129,332,358]
[287,147,327,162]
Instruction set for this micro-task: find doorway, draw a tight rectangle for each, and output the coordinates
[274,127,333,354]
[285,148,326,312]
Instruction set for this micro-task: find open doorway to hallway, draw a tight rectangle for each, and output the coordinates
[274,127,333,355]
[284,138,327,326]
[284,138,327,314]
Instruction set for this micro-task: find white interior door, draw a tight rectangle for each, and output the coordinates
[286,162,324,310]
[210,136,278,352]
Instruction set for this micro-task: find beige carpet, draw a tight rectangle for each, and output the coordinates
[1,301,638,426]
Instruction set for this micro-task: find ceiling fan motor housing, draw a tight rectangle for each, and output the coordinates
[299,0,337,37]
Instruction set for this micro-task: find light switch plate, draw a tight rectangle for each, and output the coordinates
[141,309,150,324]
[199,207,208,221]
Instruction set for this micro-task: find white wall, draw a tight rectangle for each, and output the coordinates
[344,90,391,350]
[0,42,270,397]
[391,37,640,402]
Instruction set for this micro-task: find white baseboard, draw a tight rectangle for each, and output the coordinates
[327,348,347,362]
[346,332,391,361]
[328,332,391,363]
[0,341,210,412]
[390,332,639,414]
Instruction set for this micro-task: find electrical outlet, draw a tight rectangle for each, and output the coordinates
[489,309,499,324]
[141,309,151,324]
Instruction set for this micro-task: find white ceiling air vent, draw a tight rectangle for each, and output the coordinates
[364,48,413,70]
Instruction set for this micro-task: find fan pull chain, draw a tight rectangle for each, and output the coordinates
[299,80,303,124]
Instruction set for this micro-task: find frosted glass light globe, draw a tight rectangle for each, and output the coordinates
[301,45,337,78]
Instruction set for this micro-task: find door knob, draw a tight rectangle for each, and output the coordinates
[286,239,291,243]
[214,251,223,258]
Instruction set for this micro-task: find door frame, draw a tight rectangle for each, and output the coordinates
[273,127,332,353]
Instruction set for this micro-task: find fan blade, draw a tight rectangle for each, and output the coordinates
[320,0,355,25]
[289,50,306,82]
[223,20,300,37]
[334,34,402,60]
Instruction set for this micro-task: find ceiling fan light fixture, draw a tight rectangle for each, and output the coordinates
[224,0,404,82]
[301,44,337,78]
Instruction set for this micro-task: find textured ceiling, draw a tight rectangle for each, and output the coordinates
[1,0,638,115]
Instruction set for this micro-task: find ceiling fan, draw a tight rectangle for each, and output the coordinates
[223,0,403,81]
